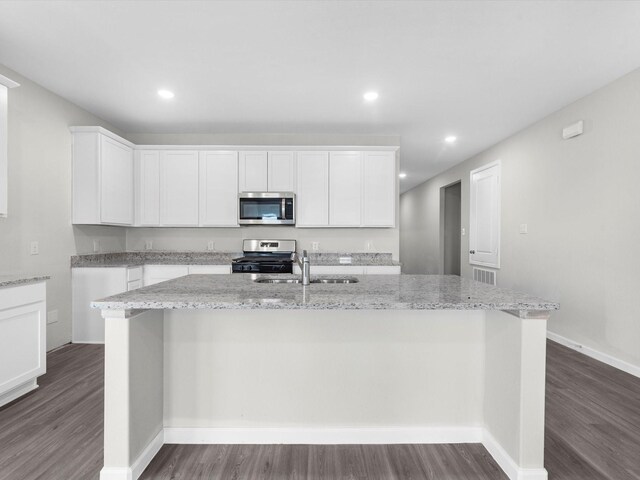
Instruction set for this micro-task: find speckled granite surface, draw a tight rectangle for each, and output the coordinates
[92,274,559,312]
[0,274,50,288]
[308,253,401,266]
[71,251,400,267]
[71,251,240,267]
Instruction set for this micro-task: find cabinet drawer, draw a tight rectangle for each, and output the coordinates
[363,266,401,275]
[127,266,143,282]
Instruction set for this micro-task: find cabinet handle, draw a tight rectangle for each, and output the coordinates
[469,250,476,254]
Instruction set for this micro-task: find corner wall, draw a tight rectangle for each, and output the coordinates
[0,64,127,350]
[400,67,640,370]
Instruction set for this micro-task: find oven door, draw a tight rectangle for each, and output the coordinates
[238,193,295,225]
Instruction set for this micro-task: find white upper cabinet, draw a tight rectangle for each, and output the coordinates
[329,151,362,227]
[72,128,134,225]
[469,161,501,268]
[363,151,396,227]
[268,151,296,192]
[239,151,268,192]
[239,151,296,192]
[160,151,199,226]
[135,150,160,226]
[199,151,238,227]
[296,151,329,227]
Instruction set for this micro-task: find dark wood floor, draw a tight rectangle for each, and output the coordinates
[1,340,639,480]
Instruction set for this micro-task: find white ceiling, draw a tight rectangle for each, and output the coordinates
[1,1,640,192]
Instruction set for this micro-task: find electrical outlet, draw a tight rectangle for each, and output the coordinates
[93,239,100,253]
[207,240,215,251]
[145,240,153,251]
[312,242,319,251]
[47,309,58,325]
[30,241,39,255]
[366,241,374,251]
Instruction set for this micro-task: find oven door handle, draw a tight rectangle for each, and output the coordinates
[281,198,286,220]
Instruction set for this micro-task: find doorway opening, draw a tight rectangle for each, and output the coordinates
[441,181,462,275]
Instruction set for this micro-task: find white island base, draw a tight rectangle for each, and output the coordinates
[99,307,550,480]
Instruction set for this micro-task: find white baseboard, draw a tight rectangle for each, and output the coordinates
[0,379,38,408]
[482,430,547,480]
[163,426,484,445]
[100,429,163,480]
[103,426,547,480]
[72,340,105,344]
[547,331,640,379]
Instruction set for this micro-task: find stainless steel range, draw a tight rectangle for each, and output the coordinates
[231,239,296,274]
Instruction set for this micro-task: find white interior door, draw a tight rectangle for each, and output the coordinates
[469,161,500,268]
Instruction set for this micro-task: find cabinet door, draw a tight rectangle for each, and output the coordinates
[239,151,268,192]
[363,151,396,227]
[296,151,329,227]
[160,151,199,226]
[469,161,500,268]
[188,265,231,274]
[100,135,133,224]
[268,151,295,192]
[199,151,238,227]
[143,265,189,286]
[136,150,160,226]
[329,152,362,226]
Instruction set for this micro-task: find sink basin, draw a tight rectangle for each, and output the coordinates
[254,277,359,284]
[312,278,359,284]
[254,278,302,284]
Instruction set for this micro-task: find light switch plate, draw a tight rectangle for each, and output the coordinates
[312,242,319,251]
[207,240,215,251]
[519,224,528,234]
[145,240,153,250]
[93,239,100,253]
[30,241,39,255]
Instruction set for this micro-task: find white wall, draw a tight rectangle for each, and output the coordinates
[0,64,127,350]
[400,67,640,369]
[126,132,401,258]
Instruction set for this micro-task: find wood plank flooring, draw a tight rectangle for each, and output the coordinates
[0,340,638,479]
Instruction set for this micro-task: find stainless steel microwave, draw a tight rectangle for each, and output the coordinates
[238,192,295,225]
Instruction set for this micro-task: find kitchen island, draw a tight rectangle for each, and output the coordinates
[93,274,558,480]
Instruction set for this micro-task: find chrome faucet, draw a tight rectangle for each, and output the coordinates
[293,249,311,285]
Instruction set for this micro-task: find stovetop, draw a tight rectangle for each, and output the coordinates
[232,240,295,274]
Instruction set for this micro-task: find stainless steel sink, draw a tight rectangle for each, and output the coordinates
[254,277,359,284]
[312,278,359,284]
[254,278,302,284]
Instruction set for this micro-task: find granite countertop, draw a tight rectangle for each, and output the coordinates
[71,251,400,267]
[92,274,559,312]
[0,274,50,288]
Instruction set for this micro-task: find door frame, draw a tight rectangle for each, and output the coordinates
[438,179,462,275]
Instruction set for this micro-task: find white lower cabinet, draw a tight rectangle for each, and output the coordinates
[188,265,232,274]
[143,265,189,286]
[72,266,142,343]
[0,281,47,407]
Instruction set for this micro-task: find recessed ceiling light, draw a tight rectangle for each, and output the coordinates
[363,91,379,102]
[399,172,407,178]
[445,135,457,143]
[157,89,175,99]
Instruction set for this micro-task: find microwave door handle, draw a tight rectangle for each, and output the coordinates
[281,198,286,220]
